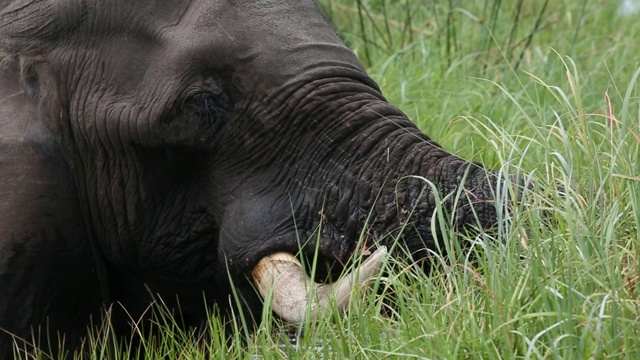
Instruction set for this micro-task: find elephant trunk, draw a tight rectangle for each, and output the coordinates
[294,94,507,263]
[246,116,505,322]
[235,76,509,323]
[372,147,504,260]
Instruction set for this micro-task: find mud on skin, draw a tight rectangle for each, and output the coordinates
[0,0,512,356]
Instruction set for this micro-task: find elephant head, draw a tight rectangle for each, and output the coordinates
[0,0,509,353]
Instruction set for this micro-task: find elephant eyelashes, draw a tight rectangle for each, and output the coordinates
[188,92,229,121]
[20,61,39,98]
[176,92,229,135]
[153,92,229,147]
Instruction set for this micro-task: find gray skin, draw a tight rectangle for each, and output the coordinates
[0,0,504,356]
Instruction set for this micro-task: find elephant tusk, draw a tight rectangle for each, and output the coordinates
[251,246,388,323]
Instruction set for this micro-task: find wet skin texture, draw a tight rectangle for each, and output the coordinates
[0,0,505,356]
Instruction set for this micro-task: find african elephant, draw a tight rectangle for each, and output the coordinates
[0,0,508,356]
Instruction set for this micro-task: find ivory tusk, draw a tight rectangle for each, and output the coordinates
[251,246,388,323]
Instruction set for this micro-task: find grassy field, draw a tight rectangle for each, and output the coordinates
[315,1,640,358]
[17,0,640,358]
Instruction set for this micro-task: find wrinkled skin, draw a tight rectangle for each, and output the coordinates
[0,0,505,356]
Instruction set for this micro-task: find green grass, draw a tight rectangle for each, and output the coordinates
[15,0,640,358]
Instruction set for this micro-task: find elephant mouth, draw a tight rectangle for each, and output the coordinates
[250,246,388,323]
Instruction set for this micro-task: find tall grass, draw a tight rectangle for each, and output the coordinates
[15,0,640,358]
[315,0,640,358]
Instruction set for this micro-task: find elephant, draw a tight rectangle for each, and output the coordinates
[0,0,510,356]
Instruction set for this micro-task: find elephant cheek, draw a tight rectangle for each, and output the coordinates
[216,194,296,274]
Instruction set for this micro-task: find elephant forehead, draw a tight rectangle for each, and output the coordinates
[3,0,362,95]
[114,0,358,91]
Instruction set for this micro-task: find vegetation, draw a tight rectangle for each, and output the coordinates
[15,0,640,358]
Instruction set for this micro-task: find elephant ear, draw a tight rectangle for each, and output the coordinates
[0,0,86,55]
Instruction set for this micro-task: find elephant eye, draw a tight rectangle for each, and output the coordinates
[153,90,230,147]
[187,92,229,121]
